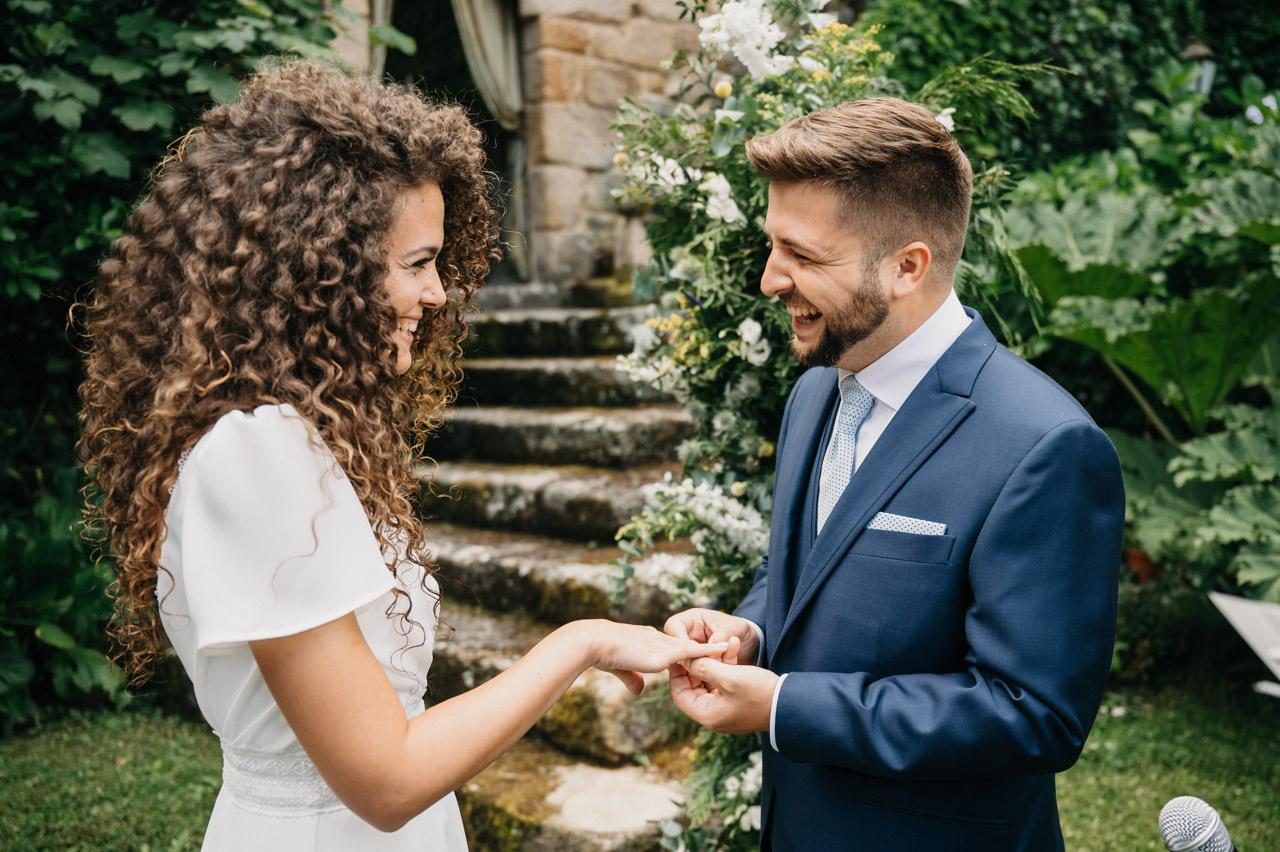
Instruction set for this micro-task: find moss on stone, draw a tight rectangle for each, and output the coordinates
[539,686,611,763]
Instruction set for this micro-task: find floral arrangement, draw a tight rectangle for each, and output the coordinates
[608,1,1041,847]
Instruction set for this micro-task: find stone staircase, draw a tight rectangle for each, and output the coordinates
[420,283,696,850]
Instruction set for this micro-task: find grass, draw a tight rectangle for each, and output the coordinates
[1058,684,1280,850]
[0,685,1276,850]
[0,710,220,851]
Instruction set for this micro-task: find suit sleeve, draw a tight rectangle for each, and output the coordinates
[773,418,1124,779]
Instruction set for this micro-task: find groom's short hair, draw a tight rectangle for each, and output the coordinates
[745,97,973,280]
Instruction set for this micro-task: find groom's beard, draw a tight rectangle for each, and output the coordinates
[791,262,889,368]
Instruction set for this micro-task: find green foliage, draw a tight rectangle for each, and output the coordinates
[0,0,413,731]
[610,3,1040,845]
[862,0,1196,168]
[1000,64,1280,437]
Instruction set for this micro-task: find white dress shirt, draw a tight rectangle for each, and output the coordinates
[751,289,972,750]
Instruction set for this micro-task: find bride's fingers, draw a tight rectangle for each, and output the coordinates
[607,668,645,695]
[721,635,741,666]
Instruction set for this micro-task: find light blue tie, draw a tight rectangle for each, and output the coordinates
[817,375,875,532]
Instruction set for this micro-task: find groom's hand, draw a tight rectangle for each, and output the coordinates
[668,657,778,734]
[664,608,760,665]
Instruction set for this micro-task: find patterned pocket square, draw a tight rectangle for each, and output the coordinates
[867,512,947,536]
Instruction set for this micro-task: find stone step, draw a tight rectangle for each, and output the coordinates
[464,306,652,358]
[418,462,676,542]
[457,737,683,851]
[429,522,683,626]
[434,405,692,468]
[431,605,678,764]
[474,282,566,311]
[459,356,669,408]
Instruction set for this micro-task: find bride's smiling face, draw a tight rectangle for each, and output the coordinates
[383,181,446,374]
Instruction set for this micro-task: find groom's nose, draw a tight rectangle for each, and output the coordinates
[760,250,793,297]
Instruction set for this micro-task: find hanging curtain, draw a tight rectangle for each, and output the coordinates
[451,0,528,279]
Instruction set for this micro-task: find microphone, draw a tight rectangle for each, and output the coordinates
[1159,796,1235,852]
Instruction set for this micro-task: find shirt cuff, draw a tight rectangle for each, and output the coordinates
[744,620,765,666]
[769,673,789,752]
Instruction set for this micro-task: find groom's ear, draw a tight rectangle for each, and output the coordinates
[888,241,932,298]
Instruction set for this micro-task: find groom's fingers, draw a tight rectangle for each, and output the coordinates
[686,656,734,689]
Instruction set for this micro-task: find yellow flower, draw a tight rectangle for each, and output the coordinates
[811,69,832,84]
[730,481,747,497]
[699,343,711,359]
[759,441,775,458]
[714,80,733,99]
[613,151,629,167]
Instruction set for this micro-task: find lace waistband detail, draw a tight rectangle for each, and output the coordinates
[220,696,425,816]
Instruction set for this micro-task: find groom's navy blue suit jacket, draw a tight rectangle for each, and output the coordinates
[736,308,1124,851]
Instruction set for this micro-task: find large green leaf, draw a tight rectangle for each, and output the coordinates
[1001,190,1178,274]
[1013,243,1150,308]
[1051,281,1280,433]
[70,133,131,179]
[34,622,76,651]
[87,55,148,85]
[112,99,175,132]
[1187,170,1280,247]
[1200,484,1280,600]
[1106,429,1221,563]
[0,640,34,694]
[368,23,416,55]
[186,63,241,103]
[1170,403,1280,486]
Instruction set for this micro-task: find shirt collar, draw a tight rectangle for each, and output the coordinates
[838,288,972,411]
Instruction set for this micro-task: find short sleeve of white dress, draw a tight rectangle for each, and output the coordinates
[178,404,394,653]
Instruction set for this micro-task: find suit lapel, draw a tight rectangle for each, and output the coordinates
[765,370,839,659]
[775,309,998,652]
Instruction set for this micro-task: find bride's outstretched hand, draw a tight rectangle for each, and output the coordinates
[574,620,731,695]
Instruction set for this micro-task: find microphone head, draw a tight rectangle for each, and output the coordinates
[1159,796,1234,852]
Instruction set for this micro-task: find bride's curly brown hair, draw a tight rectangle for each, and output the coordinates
[77,59,501,685]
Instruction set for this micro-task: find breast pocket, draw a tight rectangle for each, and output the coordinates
[850,527,955,564]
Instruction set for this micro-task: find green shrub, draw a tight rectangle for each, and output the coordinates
[995,63,1280,602]
[0,0,412,732]
[863,0,1280,168]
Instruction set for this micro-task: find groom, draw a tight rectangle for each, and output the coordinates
[666,98,1124,851]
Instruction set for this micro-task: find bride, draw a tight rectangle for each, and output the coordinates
[77,60,725,849]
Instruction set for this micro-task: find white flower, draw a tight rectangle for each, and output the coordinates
[797,56,823,74]
[712,409,737,435]
[807,12,837,29]
[1265,94,1278,110]
[628,323,660,357]
[1247,105,1265,125]
[730,480,747,497]
[743,336,772,366]
[701,173,746,224]
[740,805,762,831]
[633,552,696,597]
[698,0,795,81]
[644,477,768,558]
[714,108,746,124]
[649,154,702,190]
[741,751,763,796]
[934,107,956,133]
[738,317,763,345]
[668,252,701,282]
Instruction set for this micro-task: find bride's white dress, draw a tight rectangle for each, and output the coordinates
[157,403,469,850]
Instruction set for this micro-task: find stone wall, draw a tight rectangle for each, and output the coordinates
[519,0,700,284]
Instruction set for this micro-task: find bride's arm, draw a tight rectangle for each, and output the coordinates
[250,614,721,832]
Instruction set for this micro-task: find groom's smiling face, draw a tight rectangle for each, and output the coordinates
[760,181,891,368]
